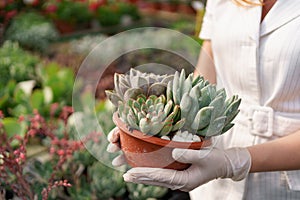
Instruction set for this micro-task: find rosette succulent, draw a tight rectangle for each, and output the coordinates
[166,70,241,137]
[117,94,185,137]
[105,68,174,107]
[106,68,241,140]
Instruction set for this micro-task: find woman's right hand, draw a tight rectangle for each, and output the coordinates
[107,127,127,166]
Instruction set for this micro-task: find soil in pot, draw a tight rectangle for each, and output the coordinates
[113,113,211,170]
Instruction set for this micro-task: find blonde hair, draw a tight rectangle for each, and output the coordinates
[232,0,263,6]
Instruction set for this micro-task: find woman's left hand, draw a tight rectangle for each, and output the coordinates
[123,147,251,192]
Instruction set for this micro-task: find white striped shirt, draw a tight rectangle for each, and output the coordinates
[190,0,300,199]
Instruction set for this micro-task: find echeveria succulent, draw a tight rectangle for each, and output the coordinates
[105,68,174,107]
[166,70,241,137]
[117,94,185,137]
[106,68,241,139]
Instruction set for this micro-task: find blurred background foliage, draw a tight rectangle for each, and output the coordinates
[0,0,205,199]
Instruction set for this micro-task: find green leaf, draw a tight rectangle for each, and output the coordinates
[206,116,226,137]
[191,106,213,130]
[14,87,28,104]
[30,89,44,110]
[171,118,186,131]
[222,123,235,133]
[1,117,27,138]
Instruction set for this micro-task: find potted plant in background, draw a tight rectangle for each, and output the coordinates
[106,68,241,170]
[44,0,92,34]
[177,0,196,15]
[138,0,160,13]
[94,2,140,28]
[159,0,179,12]
[94,3,122,27]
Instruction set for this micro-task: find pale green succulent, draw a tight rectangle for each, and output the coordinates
[105,68,174,107]
[118,94,185,137]
[107,68,241,139]
[167,69,241,137]
[126,183,168,200]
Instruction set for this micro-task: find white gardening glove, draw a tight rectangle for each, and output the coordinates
[123,147,251,192]
[106,127,127,167]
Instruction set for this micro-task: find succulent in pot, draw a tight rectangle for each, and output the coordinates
[106,68,241,170]
[117,94,185,137]
[105,68,174,105]
[166,70,241,137]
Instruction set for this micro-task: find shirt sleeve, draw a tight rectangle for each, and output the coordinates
[199,0,215,40]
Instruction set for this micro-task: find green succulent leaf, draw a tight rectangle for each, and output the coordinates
[180,93,192,119]
[191,106,213,130]
[127,112,139,130]
[171,118,185,132]
[148,83,167,96]
[192,75,201,86]
[224,98,241,123]
[159,123,173,136]
[206,116,226,137]
[149,121,165,136]
[166,81,173,102]
[209,95,226,119]
[222,123,235,133]
[163,100,173,118]
[124,88,143,102]
[172,71,180,104]
[105,90,121,107]
[139,118,151,133]
[182,74,193,95]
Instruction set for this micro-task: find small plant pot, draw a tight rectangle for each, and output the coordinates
[113,113,211,170]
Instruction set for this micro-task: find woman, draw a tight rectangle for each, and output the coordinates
[108,0,300,199]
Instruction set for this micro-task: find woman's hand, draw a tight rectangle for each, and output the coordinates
[123,147,251,192]
[106,127,127,166]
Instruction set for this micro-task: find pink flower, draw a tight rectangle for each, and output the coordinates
[45,4,57,13]
[23,0,38,5]
[57,150,65,156]
[28,129,37,137]
[14,135,23,141]
[89,0,106,12]
[49,147,55,154]
[18,115,25,122]
[19,153,26,161]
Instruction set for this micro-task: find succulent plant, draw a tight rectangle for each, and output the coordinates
[107,68,241,139]
[166,69,241,137]
[118,94,185,137]
[89,162,126,200]
[126,182,168,200]
[105,68,174,107]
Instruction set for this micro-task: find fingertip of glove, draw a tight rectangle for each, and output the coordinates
[123,173,132,182]
[107,127,119,142]
[172,148,185,160]
[112,155,126,167]
[106,143,120,153]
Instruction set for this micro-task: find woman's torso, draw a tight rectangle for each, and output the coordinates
[190,0,300,199]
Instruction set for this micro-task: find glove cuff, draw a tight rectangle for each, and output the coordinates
[224,147,252,181]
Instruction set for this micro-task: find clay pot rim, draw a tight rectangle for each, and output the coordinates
[113,112,211,149]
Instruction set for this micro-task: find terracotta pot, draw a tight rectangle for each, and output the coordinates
[113,113,211,170]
